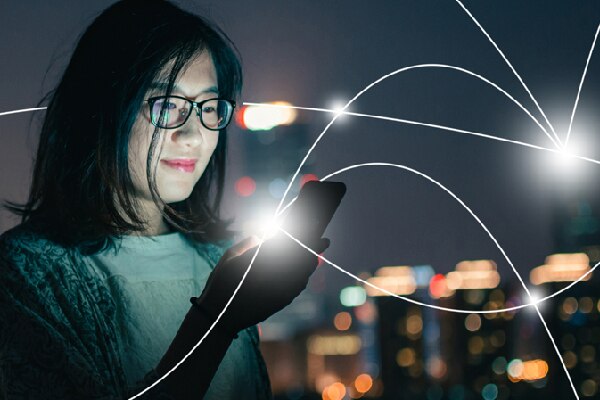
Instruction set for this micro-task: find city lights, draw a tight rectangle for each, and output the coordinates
[353,374,373,393]
[5,2,600,399]
[396,347,416,367]
[234,176,256,197]
[446,260,500,290]
[333,312,352,331]
[340,286,367,307]
[237,101,297,131]
[365,266,417,297]
[507,359,549,382]
[307,334,362,356]
[321,382,346,400]
[464,314,482,332]
[530,253,592,285]
[428,273,454,298]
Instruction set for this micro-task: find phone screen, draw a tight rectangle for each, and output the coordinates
[280,181,346,242]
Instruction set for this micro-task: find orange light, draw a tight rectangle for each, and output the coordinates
[354,374,373,393]
[334,312,352,331]
[396,347,416,367]
[507,359,548,381]
[322,382,346,400]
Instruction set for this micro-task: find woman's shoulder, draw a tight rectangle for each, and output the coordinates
[0,220,76,284]
[1,220,73,260]
[0,220,67,254]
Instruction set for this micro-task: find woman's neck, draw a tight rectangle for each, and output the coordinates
[129,201,173,236]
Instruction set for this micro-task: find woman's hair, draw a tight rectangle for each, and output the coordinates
[3,0,242,255]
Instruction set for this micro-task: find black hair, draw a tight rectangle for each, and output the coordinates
[3,0,242,255]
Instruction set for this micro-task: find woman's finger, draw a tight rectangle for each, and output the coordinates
[225,235,261,260]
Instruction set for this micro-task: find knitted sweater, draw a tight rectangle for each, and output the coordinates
[0,222,272,399]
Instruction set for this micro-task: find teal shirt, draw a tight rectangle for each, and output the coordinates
[90,231,266,398]
[0,223,272,399]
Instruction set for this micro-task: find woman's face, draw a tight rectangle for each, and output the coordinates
[128,51,220,205]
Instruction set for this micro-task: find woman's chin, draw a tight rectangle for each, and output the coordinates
[161,189,194,204]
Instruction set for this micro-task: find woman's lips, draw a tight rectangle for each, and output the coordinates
[161,159,197,173]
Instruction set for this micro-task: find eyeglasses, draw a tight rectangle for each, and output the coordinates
[146,95,236,130]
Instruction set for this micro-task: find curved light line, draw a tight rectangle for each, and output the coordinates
[453,0,562,147]
[244,102,600,168]
[0,107,46,117]
[280,227,599,314]
[321,161,576,398]
[323,63,559,147]
[565,23,600,147]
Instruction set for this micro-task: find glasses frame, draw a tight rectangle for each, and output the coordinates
[146,95,236,131]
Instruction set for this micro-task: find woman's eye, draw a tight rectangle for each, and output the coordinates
[202,106,216,113]
[155,100,177,109]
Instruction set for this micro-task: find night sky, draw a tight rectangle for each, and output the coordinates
[2,0,600,300]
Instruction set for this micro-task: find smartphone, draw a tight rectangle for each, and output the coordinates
[280,180,346,242]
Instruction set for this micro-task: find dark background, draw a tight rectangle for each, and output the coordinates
[2,0,600,288]
[2,2,600,398]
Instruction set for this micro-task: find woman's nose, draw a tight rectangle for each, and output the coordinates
[171,111,204,147]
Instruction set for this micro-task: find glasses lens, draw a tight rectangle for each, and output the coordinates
[150,97,190,128]
[200,99,234,130]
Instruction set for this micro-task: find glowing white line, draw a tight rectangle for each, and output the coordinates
[128,227,270,398]
[353,64,560,147]
[280,227,600,314]
[320,162,575,399]
[453,0,562,148]
[0,104,593,400]
[5,102,600,166]
[245,102,600,168]
[565,23,600,147]
[0,107,46,117]
[0,39,584,400]
[453,2,584,394]
[249,63,558,147]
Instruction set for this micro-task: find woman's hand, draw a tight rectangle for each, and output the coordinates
[193,233,330,337]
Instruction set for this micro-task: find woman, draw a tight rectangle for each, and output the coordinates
[0,0,329,398]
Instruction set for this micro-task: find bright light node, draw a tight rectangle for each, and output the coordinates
[259,215,283,239]
[552,141,583,173]
[329,101,348,119]
[526,289,544,311]
[243,213,284,240]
